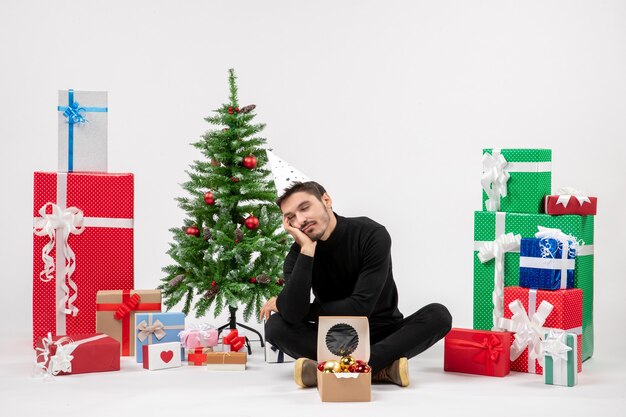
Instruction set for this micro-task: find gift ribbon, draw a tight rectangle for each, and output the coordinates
[498,293,553,374]
[136,314,185,345]
[481,149,552,212]
[187,348,211,365]
[57,89,108,172]
[446,334,504,376]
[477,232,521,330]
[96,290,161,355]
[35,333,107,377]
[33,202,85,318]
[555,187,592,208]
[481,149,510,212]
[33,173,134,336]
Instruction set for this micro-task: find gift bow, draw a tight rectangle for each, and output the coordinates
[477,232,521,330]
[555,187,591,208]
[136,319,167,342]
[178,323,217,347]
[542,330,572,362]
[448,334,504,365]
[114,293,141,320]
[33,202,85,316]
[62,100,87,125]
[35,333,77,376]
[498,299,553,365]
[536,226,580,261]
[481,150,510,211]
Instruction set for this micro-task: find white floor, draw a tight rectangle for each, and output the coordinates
[1,332,625,417]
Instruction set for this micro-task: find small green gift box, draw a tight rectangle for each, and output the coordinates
[482,148,552,214]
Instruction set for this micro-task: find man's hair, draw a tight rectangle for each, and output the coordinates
[275,181,327,208]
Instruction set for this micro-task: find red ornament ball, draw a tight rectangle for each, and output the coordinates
[228,107,234,114]
[235,107,240,113]
[277,278,284,286]
[211,280,217,287]
[185,226,200,237]
[231,176,239,183]
[317,362,326,372]
[242,154,257,169]
[245,215,259,230]
[250,277,257,284]
[204,192,215,205]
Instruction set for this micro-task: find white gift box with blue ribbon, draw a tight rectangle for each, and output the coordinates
[58,89,108,172]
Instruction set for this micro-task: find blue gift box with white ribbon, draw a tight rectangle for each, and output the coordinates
[58,89,108,172]
[135,312,186,363]
[519,237,576,290]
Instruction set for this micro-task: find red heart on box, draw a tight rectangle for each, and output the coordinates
[160,350,174,363]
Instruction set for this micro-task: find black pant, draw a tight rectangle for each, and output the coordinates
[265,303,452,373]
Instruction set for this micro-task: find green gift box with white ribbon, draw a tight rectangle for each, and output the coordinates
[482,148,552,214]
[543,331,578,387]
[473,211,594,361]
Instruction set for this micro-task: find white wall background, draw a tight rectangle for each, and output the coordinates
[1,0,624,356]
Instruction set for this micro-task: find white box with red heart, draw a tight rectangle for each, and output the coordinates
[142,341,182,370]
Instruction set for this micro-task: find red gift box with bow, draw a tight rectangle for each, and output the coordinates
[444,328,511,377]
[35,333,120,376]
[222,329,246,352]
[544,192,597,216]
[32,172,134,348]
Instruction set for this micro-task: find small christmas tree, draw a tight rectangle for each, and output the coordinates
[159,69,291,322]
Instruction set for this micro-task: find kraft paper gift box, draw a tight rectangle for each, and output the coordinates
[500,286,583,375]
[265,341,295,364]
[135,312,185,363]
[473,210,594,361]
[143,341,182,370]
[58,89,108,172]
[205,351,247,370]
[96,290,161,356]
[33,172,134,348]
[544,191,597,216]
[519,235,576,290]
[481,148,552,214]
[186,347,214,365]
[317,317,371,403]
[444,328,511,377]
[35,333,120,376]
[543,331,579,387]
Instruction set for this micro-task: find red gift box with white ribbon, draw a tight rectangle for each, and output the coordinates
[35,333,120,376]
[500,286,583,375]
[544,188,597,216]
[32,172,134,347]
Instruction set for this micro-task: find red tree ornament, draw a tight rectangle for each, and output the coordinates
[242,154,257,169]
[204,191,215,205]
[228,107,234,114]
[185,226,200,237]
[250,277,257,284]
[245,215,259,230]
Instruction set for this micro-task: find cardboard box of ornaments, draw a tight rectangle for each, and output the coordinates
[317,316,371,402]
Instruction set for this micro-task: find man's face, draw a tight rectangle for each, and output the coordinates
[280,191,333,242]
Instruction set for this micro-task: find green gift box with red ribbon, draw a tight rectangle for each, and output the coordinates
[96,289,161,356]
